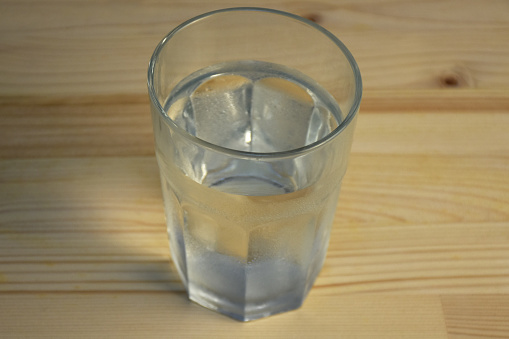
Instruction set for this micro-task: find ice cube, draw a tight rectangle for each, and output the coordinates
[190,74,253,151]
[251,77,315,152]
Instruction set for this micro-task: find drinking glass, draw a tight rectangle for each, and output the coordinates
[148,7,362,321]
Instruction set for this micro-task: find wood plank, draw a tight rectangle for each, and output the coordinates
[0,293,448,338]
[442,295,509,339]
[340,153,509,226]
[1,156,507,294]
[0,0,508,97]
[318,221,509,294]
[353,112,509,156]
[1,90,508,158]
[320,154,509,294]
[0,97,153,158]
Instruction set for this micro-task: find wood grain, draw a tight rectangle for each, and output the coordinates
[1,0,509,337]
[0,0,508,97]
[0,96,153,158]
[1,156,507,295]
[1,90,509,158]
[442,295,509,339]
[0,294,448,339]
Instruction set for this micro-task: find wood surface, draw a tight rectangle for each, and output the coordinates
[1,0,508,338]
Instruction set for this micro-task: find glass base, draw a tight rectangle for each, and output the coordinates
[188,286,305,321]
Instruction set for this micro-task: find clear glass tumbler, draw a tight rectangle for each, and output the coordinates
[148,7,362,321]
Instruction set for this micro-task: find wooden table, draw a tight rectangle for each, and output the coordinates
[1,1,508,338]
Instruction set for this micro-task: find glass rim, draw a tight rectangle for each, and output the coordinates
[147,7,362,159]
